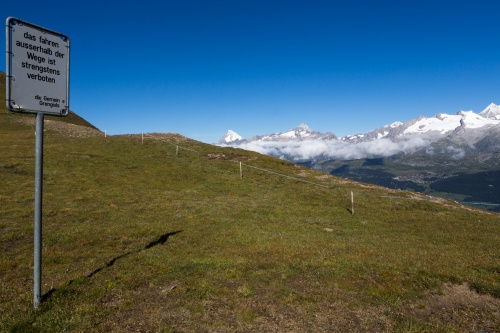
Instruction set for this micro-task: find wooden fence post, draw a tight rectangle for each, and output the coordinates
[240,161,243,179]
[351,191,354,215]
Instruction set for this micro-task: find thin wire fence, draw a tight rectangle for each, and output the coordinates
[144,133,198,152]
[144,133,331,188]
[139,132,461,210]
[239,162,331,189]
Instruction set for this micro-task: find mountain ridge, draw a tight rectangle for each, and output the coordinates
[217,103,500,161]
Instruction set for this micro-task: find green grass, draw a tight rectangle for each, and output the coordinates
[1,72,499,332]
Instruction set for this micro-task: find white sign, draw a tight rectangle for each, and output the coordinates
[6,17,70,116]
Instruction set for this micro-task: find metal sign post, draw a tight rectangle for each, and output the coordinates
[6,17,70,310]
[34,113,44,308]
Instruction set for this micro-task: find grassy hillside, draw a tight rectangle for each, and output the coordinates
[1,77,499,332]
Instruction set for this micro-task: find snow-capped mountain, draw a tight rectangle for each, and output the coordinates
[479,102,500,120]
[216,123,335,145]
[342,105,500,144]
[216,103,500,162]
[217,130,244,144]
[247,123,336,142]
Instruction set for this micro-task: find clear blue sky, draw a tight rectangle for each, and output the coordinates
[3,0,500,143]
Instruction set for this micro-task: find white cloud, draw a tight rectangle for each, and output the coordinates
[446,146,466,159]
[238,137,431,161]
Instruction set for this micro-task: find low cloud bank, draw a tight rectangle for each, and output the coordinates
[237,137,431,161]
[426,146,466,160]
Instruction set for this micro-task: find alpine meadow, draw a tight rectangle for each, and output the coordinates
[1,71,499,332]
